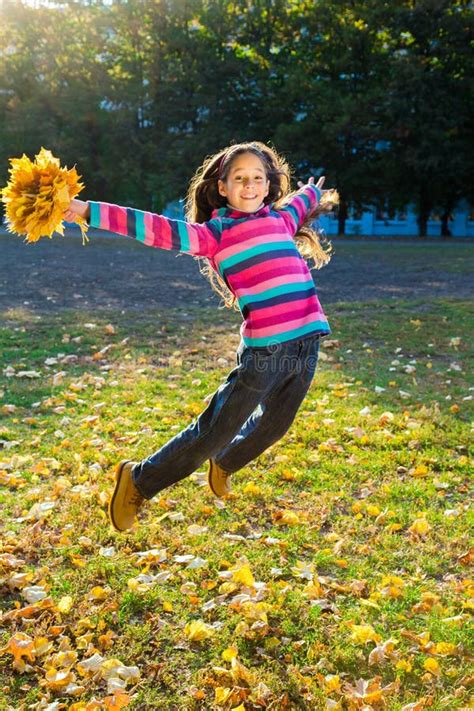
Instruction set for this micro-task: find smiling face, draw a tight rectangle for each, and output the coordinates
[218,152,270,213]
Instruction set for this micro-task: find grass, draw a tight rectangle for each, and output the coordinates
[329,238,474,273]
[0,296,472,710]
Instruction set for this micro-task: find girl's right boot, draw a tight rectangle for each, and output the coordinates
[108,460,145,531]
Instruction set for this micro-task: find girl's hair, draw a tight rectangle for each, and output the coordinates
[185,141,333,309]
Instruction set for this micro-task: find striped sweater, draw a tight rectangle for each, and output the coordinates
[88,183,330,347]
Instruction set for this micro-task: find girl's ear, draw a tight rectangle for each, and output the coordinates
[217,179,227,198]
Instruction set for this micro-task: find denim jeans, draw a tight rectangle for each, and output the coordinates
[132,334,320,499]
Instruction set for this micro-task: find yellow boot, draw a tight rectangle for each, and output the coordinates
[207,459,232,498]
[108,460,145,532]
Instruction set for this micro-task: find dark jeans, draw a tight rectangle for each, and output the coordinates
[132,335,320,499]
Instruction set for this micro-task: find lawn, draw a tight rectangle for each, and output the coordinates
[0,294,472,709]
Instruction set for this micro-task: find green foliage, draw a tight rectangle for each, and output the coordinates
[0,0,472,230]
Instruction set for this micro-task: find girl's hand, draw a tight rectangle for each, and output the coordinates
[297,176,326,191]
[63,198,90,223]
[297,175,339,212]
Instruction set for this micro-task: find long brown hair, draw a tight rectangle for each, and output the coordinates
[185,141,335,309]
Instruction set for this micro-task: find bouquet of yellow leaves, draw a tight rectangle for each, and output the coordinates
[1,147,88,243]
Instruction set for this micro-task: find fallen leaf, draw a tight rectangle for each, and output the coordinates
[57,595,74,614]
[231,564,256,588]
[423,658,441,676]
[350,623,382,645]
[184,620,215,642]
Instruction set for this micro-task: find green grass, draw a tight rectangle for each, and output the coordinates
[331,239,474,274]
[0,297,472,709]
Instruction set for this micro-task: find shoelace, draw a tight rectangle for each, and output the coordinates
[128,491,144,507]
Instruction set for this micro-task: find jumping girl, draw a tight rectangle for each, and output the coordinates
[64,141,336,532]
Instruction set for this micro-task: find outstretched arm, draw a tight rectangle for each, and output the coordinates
[278,176,325,235]
[64,198,221,259]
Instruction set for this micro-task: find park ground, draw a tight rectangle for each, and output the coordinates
[0,234,473,709]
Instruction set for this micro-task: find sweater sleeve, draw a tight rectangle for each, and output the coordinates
[277,184,322,236]
[88,201,221,258]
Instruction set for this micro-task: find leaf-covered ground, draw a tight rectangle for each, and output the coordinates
[0,295,472,710]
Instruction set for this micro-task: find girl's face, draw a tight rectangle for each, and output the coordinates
[218,152,270,213]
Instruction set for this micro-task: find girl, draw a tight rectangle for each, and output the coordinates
[64,141,336,532]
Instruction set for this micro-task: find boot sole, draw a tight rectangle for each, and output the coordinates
[108,460,130,532]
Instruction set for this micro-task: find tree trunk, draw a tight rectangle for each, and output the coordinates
[338,199,348,235]
[417,188,431,237]
[441,210,452,237]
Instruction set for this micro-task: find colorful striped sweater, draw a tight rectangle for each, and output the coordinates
[88,183,330,347]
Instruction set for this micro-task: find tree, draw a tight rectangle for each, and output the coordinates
[382,0,474,236]
[270,0,393,234]
[0,0,112,198]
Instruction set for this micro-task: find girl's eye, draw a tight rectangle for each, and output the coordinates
[234,175,263,181]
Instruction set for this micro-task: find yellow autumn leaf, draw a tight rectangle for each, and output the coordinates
[57,595,74,614]
[221,645,238,662]
[127,578,152,593]
[34,637,54,657]
[51,650,78,668]
[423,658,441,676]
[0,632,36,669]
[417,631,431,649]
[380,575,404,598]
[100,658,140,682]
[350,624,382,645]
[1,148,88,243]
[324,674,341,692]
[243,482,263,495]
[215,686,233,704]
[385,522,403,533]
[89,586,109,601]
[44,667,75,690]
[396,658,413,672]
[240,600,270,623]
[411,464,429,478]
[381,574,404,588]
[275,509,300,525]
[433,642,456,656]
[103,690,131,710]
[231,564,255,587]
[219,581,239,595]
[408,517,431,537]
[184,620,215,642]
[303,579,325,599]
[230,657,256,685]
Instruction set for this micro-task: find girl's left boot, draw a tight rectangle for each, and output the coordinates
[108,460,145,531]
[208,459,232,497]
